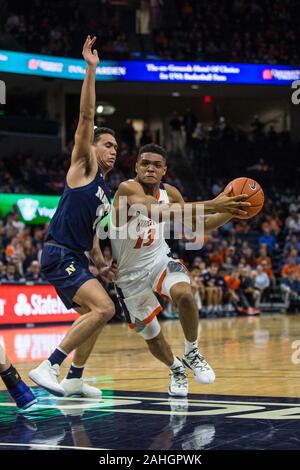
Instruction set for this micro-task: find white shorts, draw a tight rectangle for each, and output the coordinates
[115,254,190,328]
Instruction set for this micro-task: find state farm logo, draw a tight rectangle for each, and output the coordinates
[13,293,75,316]
[262,69,272,80]
[0,298,6,316]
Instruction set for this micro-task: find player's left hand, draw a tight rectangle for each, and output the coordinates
[82,35,99,67]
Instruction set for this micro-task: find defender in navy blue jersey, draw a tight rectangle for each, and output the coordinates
[29,36,118,398]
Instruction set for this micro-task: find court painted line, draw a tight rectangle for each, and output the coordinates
[1,394,300,407]
[0,442,109,450]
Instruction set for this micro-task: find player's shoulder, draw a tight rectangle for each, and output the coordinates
[163,183,184,203]
[118,179,145,195]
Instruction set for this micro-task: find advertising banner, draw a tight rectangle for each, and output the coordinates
[0,285,78,325]
[0,193,59,225]
[1,49,299,85]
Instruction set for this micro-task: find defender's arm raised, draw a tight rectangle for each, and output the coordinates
[71,36,99,170]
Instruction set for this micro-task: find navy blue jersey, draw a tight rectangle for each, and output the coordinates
[46,170,111,252]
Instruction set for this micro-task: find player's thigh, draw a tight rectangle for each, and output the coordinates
[73,278,115,316]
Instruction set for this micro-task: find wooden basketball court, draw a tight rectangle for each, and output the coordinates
[0,314,300,450]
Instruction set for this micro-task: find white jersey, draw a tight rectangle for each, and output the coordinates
[110,183,171,281]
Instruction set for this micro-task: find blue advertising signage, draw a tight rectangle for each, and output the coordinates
[0,49,299,85]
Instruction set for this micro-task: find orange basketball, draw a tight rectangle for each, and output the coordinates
[224,177,264,219]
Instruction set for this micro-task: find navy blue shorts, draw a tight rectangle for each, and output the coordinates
[41,244,96,310]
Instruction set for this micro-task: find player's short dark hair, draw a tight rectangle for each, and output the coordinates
[138,143,167,161]
[93,127,116,144]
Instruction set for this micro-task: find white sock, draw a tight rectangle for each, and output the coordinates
[184,339,198,355]
[170,357,183,370]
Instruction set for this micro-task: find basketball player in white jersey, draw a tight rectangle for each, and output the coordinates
[110,143,250,396]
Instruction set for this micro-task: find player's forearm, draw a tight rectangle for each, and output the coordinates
[89,238,105,269]
[204,214,233,233]
[151,201,216,221]
[132,197,227,222]
[80,64,97,120]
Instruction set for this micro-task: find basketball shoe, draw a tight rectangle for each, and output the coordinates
[182,349,215,384]
[169,363,188,397]
[60,378,102,398]
[29,360,64,396]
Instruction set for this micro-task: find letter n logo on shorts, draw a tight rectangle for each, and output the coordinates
[66,262,76,276]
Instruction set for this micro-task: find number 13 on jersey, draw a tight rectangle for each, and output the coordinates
[134,228,156,249]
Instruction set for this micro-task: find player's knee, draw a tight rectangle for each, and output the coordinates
[103,301,115,322]
[94,301,115,324]
[138,318,161,340]
[173,286,194,305]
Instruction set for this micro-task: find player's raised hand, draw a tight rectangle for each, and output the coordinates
[82,35,99,67]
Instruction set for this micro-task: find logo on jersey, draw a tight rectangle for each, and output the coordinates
[94,186,111,237]
[65,262,76,276]
[249,181,257,190]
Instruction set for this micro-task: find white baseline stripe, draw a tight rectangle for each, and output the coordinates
[0,443,109,450]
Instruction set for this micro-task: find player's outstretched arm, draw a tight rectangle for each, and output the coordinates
[165,184,251,218]
[113,181,250,227]
[71,36,99,170]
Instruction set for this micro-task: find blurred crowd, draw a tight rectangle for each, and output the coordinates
[2,170,300,316]
[1,0,299,64]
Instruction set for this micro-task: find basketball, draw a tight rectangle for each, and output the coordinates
[224,177,264,219]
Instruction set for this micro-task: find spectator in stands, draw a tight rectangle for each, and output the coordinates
[281,259,300,278]
[224,270,241,313]
[222,255,234,274]
[258,226,277,255]
[261,260,276,287]
[285,211,300,233]
[280,271,300,312]
[254,264,270,301]
[2,262,23,283]
[25,260,43,282]
[263,215,281,237]
[283,233,300,256]
[243,246,257,268]
[226,245,240,266]
[4,237,24,267]
[201,263,227,316]
[256,244,272,269]
[190,268,204,313]
[237,266,260,314]
[285,248,300,266]
[136,0,151,52]
[22,238,38,274]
